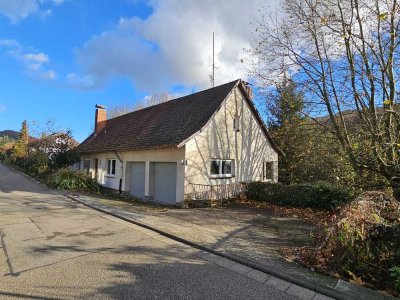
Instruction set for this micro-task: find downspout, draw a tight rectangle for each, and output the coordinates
[114,151,123,194]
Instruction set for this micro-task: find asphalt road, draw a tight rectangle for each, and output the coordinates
[0,163,295,300]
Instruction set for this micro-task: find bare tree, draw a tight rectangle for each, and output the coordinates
[251,0,400,188]
[107,101,140,119]
[144,92,175,107]
[30,119,62,138]
[108,93,176,119]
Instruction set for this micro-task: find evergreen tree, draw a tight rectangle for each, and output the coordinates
[267,80,359,186]
[267,78,306,184]
[268,79,304,129]
[12,120,29,159]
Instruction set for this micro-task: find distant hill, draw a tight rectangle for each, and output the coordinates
[0,130,19,140]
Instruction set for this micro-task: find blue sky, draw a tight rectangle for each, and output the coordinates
[0,0,271,142]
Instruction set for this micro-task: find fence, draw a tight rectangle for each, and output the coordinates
[184,182,247,203]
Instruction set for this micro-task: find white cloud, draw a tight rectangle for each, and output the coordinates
[27,63,42,71]
[0,38,55,80]
[66,73,95,89]
[0,0,64,23]
[0,39,19,47]
[22,52,49,63]
[10,50,50,71]
[51,0,64,5]
[73,0,281,92]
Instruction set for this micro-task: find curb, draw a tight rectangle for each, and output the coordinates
[63,193,376,300]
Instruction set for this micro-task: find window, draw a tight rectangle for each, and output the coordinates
[107,159,116,176]
[233,114,240,132]
[83,159,90,174]
[210,159,234,178]
[262,162,273,181]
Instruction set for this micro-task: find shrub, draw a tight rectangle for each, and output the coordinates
[325,192,400,292]
[50,149,80,169]
[51,168,99,192]
[390,267,400,292]
[25,151,50,176]
[246,181,353,210]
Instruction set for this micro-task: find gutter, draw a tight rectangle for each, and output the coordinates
[114,151,123,194]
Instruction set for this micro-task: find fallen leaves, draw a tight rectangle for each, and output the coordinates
[231,198,334,227]
[278,191,400,297]
[347,270,364,286]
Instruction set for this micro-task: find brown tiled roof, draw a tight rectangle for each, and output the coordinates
[76,79,280,154]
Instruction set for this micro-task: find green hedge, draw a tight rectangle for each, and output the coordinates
[51,168,99,192]
[246,181,354,211]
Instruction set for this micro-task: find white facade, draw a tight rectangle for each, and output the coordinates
[80,86,278,204]
[184,86,278,187]
[80,147,185,204]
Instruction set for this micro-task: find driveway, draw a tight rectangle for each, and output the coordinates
[0,163,313,300]
[72,192,336,289]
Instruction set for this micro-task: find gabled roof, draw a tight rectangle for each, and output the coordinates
[76,79,280,154]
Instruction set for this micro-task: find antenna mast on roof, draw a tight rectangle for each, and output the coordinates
[212,32,215,87]
[209,32,216,87]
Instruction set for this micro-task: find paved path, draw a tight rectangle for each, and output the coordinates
[0,163,328,300]
[72,191,336,289]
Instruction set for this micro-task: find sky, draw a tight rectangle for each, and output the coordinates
[0,0,279,142]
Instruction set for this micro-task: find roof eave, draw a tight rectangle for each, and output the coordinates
[237,82,284,156]
[177,79,241,148]
[76,144,180,155]
[178,80,283,156]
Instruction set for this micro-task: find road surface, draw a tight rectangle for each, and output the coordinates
[0,163,299,300]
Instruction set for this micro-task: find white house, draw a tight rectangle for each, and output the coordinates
[76,79,279,205]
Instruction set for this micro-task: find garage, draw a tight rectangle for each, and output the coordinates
[129,162,145,198]
[152,162,177,204]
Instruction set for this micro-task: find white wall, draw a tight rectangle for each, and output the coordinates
[184,86,278,187]
[80,147,185,203]
[123,148,185,203]
[80,153,123,191]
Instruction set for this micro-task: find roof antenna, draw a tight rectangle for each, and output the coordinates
[212,32,215,87]
[209,32,216,87]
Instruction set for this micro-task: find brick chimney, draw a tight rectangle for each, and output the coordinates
[95,104,107,134]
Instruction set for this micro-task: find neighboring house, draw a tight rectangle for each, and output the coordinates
[0,136,37,156]
[29,132,79,158]
[0,142,14,155]
[76,79,279,205]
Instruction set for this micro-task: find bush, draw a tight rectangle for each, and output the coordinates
[25,151,50,177]
[246,181,353,210]
[390,267,400,292]
[287,191,400,295]
[325,192,400,293]
[51,168,99,192]
[50,149,80,169]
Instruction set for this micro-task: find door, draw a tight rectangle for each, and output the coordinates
[129,162,145,198]
[153,162,177,204]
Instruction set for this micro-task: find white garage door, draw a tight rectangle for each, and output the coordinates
[129,162,145,198]
[153,162,177,204]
